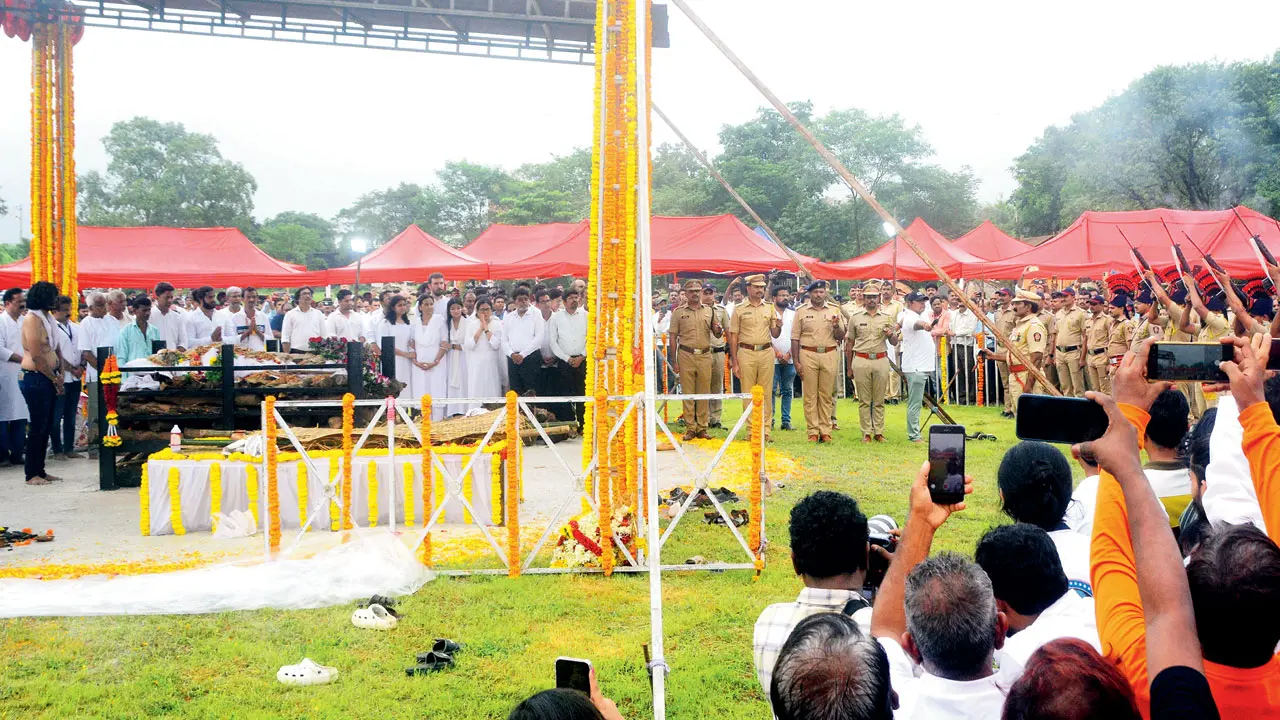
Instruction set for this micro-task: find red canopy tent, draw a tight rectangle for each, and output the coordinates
[0,226,309,289]
[951,220,1031,261]
[321,224,489,284]
[818,218,986,281]
[980,207,1280,280]
[462,222,589,279]
[463,215,816,277]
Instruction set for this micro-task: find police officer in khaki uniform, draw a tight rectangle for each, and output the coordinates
[881,283,904,402]
[847,281,899,442]
[670,279,723,440]
[1181,276,1230,418]
[704,284,730,429]
[791,280,847,443]
[1130,286,1163,350]
[1051,288,1087,397]
[979,289,1047,417]
[1037,297,1059,391]
[993,289,1018,417]
[1084,294,1114,394]
[729,274,782,440]
[1105,293,1135,381]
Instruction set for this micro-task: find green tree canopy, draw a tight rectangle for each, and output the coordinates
[78,117,257,232]
[1010,51,1280,235]
[253,211,339,269]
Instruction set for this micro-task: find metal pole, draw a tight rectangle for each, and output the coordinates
[668,0,1059,397]
[636,1,668,716]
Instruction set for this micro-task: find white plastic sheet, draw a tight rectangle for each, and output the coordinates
[0,533,433,617]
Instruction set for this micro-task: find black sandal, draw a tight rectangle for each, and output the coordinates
[406,651,454,675]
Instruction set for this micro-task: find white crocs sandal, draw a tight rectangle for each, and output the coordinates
[277,658,339,686]
[351,603,398,630]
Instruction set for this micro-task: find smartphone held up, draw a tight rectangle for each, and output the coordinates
[927,425,966,505]
[1016,395,1109,445]
[555,657,593,694]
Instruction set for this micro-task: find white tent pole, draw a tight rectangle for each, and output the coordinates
[635,2,667,717]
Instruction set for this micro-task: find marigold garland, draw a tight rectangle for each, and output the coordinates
[505,391,521,577]
[139,462,150,536]
[367,462,379,527]
[296,462,309,531]
[402,461,416,527]
[101,356,122,446]
[938,336,949,406]
[209,462,222,533]
[264,396,281,550]
[749,384,765,572]
[597,393,614,576]
[246,465,260,528]
[491,452,504,526]
[167,466,185,536]
[341,393,355,530]
[975,332,985,407]
[28,18,79,293]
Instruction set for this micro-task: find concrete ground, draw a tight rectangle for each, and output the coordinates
[0,437,718,569]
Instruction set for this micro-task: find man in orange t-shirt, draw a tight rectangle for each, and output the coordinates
[1091,337,1280,718]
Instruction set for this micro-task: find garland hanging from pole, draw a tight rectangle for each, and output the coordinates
[8,2,83,297]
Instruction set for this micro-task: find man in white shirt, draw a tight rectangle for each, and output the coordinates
[770,286,796,432]
[549,287,589,427]
[974,524,1099,667]
[501,288,545,397]
[427,273,449,321]
[150,281,187,351]
[871,468,1021,720]
[899,292,936,443]
[51,293,86,460]
[652,294,674,393]
[229,287,271,351]
[216,286,243,341]
[769,613,894,720]
[325,289,364,343]
[947,294,979,404]
[0,288,28,467]
[106,289,131,328]
[78,292,122,451]
[1144,389,1194,528]
[535,288,564,417]
[281,286,328,354]
[182,285,224,347]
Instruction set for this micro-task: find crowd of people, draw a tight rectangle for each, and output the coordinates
[644,266,1271,447]
[509,335,1278,719]
[0,274,591,486]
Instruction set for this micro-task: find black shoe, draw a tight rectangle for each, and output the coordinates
[708,422,724,430]
[780,423,793,431]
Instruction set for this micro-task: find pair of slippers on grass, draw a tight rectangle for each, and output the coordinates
[352,594,401,630]
[407,639,462,675]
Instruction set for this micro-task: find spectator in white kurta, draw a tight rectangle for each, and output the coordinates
[182,285,224,347]
[229,287,271,351]
[150,281,187,351]
[549,287,588,427]
[0,287,28,467]
[215,286,243,342]
[280,286,328,354]
[501,288,545,398]
[78,292,121,450]
[325,289,365,343]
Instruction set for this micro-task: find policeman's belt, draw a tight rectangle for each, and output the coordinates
[854,352,887,360]
[1089,348,1107,355]
[1109,355,1125,367]
[1009,364,1028,373]
[1056,344,1081,353]
[681,347,711,355]
[738,343,772,351]
[711,347,726,354]
[801,345,836,353]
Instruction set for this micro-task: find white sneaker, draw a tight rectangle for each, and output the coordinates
[277,658,339,686]
[351,603,398,630]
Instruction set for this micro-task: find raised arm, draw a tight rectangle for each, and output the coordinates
[1222,333,1280,539]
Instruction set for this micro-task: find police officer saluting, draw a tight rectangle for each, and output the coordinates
[791,280,847,443]
[847,281,899,443]
[728,274,782,440]
[978,289,1046,418]
[670,279,723,441]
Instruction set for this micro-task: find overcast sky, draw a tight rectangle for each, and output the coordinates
[2,0,1279,245]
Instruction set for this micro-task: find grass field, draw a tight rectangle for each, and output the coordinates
[0,399,1079,719]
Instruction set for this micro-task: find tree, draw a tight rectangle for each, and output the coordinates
[651,143,717,216]
[435,161,514,244]
[255,211,339,268]
[0,188,8,217]
[78,117,257,232]
[1009,53,1280,235]
[335,183,444,249]
[496,149,592,225]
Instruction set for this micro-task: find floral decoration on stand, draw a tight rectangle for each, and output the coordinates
[100,355,121,446]
[550,506,638,570]
[308,337,404,397]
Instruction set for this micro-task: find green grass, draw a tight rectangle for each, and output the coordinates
[0,400,1076,719]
